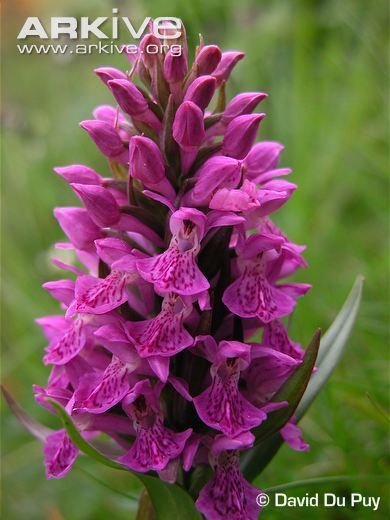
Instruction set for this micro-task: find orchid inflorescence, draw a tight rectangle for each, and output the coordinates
[35,22,312,519]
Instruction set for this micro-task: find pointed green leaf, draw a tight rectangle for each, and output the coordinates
[1,385,53,441]
[242,276,364,481]
[316,275,364,365]
[241,330,320,479]
[296,275,363,418]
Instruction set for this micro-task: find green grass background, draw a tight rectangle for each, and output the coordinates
[2,0,389,518]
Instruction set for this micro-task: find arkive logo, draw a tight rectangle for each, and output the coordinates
[17,10,182,40]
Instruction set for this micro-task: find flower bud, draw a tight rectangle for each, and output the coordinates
[164,50,188,84]
[108,79,148,116]
[79,120,128,164]
[54,165,101,185]
[223,113,265,159]
[129,135,165,183]
[70,183,120,227]
[53,207,102,250]
[195,45,222,75]
[163,50,188,101]
[129,136,176,200]
[173,101,205,172]
[243,141,285,181]
[92,104,118,123]
[137,34,171,106]
[108,79,162,133]
[159,19,189,66]
[222,92,267,125]
[213,51,245,84]
[173,101,205,150]
[184,76,217,111]
[139,34,161,69]
[94,67,127,85]
[92,105,134,141]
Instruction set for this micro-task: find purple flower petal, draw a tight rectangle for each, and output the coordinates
[43,429,78,479]
[74,256,138,314]
[212,51,245,84]
[80,357,135,413]
[280,419,310,451]
[44,317,87,366]
[127,294,193,357]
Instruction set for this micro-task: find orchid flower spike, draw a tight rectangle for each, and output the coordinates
[34,22,312,520]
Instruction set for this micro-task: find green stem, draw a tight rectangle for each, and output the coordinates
[136,489,156,520]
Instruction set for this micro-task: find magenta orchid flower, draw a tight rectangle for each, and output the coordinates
[136,208,209,296]
[196,433,262,520]
[118,380,192,473]
[193,337,287,436]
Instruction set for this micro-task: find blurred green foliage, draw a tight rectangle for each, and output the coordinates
[2,0,389,518]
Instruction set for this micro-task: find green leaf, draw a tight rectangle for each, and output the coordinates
[1,385,53,441]
[241,330,320,480]
[241,432,284,481]
[77,466,139,502]
[48,399,201,520]
[242,276,364,481]
[296,275,364,418]
[137,475,202,520]
[251,329,321,445]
